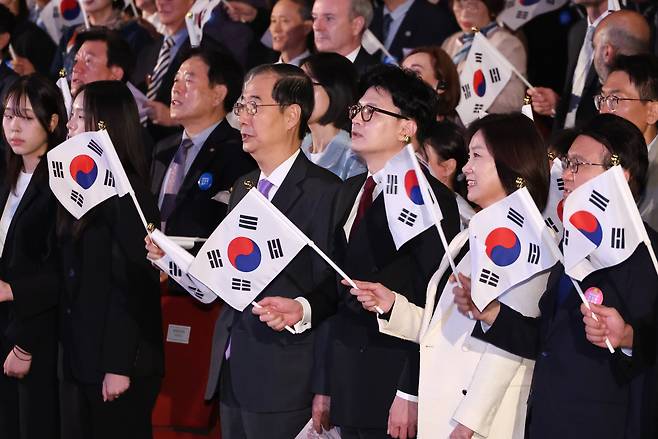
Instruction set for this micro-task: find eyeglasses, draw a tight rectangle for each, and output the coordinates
[593,94,655,112]
[561,157,608,174]
[348,103,409,122]
[233,101,281,117]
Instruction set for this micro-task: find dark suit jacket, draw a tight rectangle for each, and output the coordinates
[150,119,256,252]
[473,233,658,438]
[553,18,600,132]
[59,173,164,384]
[353,46,380,77]
[204,152,342,412]
[0,160,59,357]
[309,171,460,428]
[369,0,457,63]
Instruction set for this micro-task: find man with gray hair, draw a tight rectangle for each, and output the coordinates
[592,10,651,84]
[312,0,380,75]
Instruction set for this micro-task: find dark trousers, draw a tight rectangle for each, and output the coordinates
[219,359,310,439]
[59,376,161,439]
[340,426,396,439]
[0,343,59,439]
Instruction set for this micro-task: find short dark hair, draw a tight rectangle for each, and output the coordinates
[578,113,648,200]
[3,74,68,189]
[549,128,579,158]
[301,52,357,128]
[423,120,468,199]
[404,46,460,117]
[0,5,16,35]
[358,64,440,144]
[276,0,312,20]
[610,54,658,103]
[244,63,314,140]
[183,46,244,113]
[76,81,148,181]
[76,28,134,81]
[467,113,549,210]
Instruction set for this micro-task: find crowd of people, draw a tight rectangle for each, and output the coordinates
[0,0,657,438]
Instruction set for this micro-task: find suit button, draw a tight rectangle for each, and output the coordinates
[462,389,467,395]
[66,308,71,315]
[68,269,75,278]
[540,351,549,358]
[359,347,365,353]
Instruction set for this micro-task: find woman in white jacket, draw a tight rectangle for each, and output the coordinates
[347,113,552,439]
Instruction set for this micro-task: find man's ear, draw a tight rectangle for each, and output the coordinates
[109,65,125,81]
[211,84,228,109]
[284,103,302,134]
[646,100,658,127]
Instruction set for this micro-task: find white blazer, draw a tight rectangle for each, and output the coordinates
[379,230,549,438]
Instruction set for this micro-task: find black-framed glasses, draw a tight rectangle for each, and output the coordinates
[348,103,409,122]
[233,101,281,116]
[593,94,656,112]
[561,157,608,174]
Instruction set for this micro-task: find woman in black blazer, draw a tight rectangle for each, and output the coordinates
[0,75,68,439]
[59,81,163,439]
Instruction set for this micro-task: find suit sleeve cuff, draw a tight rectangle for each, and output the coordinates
[294,297,312,334]
[395,390,418,402]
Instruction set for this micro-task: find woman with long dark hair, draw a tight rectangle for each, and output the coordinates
[0,74,67,439]
[58,80,162,439]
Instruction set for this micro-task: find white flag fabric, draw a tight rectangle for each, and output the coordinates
[188,189,307,311]
[382,147,442,249]
[185,0,221,47]
[469,187,559,310]
[563,166,648,281]
[150,230,216,304]
[47,130,132,219]
[542,157,565,241]
[499,0,569,31]
[456,33,513,125]
[56,76,73,118]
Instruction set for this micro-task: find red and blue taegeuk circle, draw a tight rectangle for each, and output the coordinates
[59,0,81,21]
[557,199,564,222]
[69,154,98,189]
[227,237,261,272]
[404,170,424,205]
[473,69,486,97]
[485,227,521,266]
[569,210,602,247]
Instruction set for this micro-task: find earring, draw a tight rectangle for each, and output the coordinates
[97,120,106,130]
[610,154,620,166]
[547,151,555,161]
[515,176,526,189]
[402,135,411,144]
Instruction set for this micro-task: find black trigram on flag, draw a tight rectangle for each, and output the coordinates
[398,208,418,227]
[104,169,115,187]
[474,52,483,63]
[238,215,258,230]
[87,139,103,156]
[52,161,64,178]
[611,227,625,249]
[168,261,181,277]
[507,207,524,228]
[545,217,559,234]
[589,190,609,211]
[557,178,564,191]
[473,103,484,113]
[231,278,251,292]
[70,190,84,207]
[267,238,284,259]
[564,229,570,246]
[462,84,472,100]
[386,174,398,195]
[207,249,223,268]
[489,68,501,83]
[516,10,529,19]
[479,268,500,287]
[186,282,205,301]
[527,243,540,264]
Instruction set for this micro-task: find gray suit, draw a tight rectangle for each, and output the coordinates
[639,136,658,231]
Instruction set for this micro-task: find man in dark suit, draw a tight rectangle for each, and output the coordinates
[312,0,379,75]
[150,47,256,260]
[202,63,342,439]
[369,0,457,63]
[254,65,460,438]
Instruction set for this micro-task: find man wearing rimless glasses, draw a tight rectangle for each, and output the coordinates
[595,54,658,230]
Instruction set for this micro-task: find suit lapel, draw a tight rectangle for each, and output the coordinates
[270,153,309,215]
[151,134,181,194]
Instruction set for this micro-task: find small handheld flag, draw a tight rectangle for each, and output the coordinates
[542,157,565,241]
[499,0,569,31]
[185,0,221,47]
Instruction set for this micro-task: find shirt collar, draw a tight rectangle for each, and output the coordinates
[384,0,414,20]
[278,50,311,66]
[649,134,658,153]
[259,149,301,188]
[183,119,222,149]
[588,10,611,28]
[345,46,361,63]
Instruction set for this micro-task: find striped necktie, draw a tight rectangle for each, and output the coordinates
[159,137,193,229]
[147,36,175,102]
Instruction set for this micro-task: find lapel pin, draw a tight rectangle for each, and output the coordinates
[243,179,255,190]
[584,287,603,305]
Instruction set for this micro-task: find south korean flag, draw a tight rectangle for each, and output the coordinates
[382,147,442,249]
[185,0,220,47]
[48,130,132,219]
[469,187,559,311]
[542,157,565,241]
[189,189,307,311]
[563,166,648,281]
[499,0,569,31]
[456,33,513,125]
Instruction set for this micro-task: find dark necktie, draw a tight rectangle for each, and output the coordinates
[382,13,393,42]
[350,176,376,239]
[160,138,193,229]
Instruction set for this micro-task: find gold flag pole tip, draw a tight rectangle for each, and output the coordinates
[97,121,106,130]
[59,68,67,78]
[147,223,156,233]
